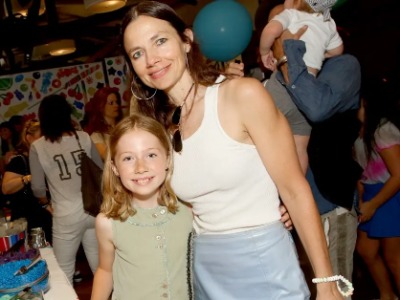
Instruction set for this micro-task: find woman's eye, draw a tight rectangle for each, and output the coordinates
[132,50,142,60]
[148,153,157,158]
[156,38,167,46]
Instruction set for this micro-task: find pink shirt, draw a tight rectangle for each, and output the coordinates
[354,121,400,184]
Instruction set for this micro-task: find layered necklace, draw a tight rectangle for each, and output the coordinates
[171,82,195,153]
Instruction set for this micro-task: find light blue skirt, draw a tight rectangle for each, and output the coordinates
[193,221,310,300]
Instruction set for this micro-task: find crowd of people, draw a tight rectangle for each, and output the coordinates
[0,0,398,300]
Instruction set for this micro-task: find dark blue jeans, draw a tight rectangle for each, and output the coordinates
[278,40,361,123]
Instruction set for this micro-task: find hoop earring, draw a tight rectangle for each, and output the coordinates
[130,81,157,101]
[185,52,189,68]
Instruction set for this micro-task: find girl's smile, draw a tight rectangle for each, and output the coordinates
[112,129,169,208]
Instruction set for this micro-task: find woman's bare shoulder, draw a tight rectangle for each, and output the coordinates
[220,77,273,108]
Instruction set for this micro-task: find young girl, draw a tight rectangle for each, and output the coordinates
[91,114,193,300]
[354,75,400,300]
[259,0,343,75]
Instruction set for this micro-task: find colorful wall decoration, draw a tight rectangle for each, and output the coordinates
[0,56,130,124]
[103,56,131,114]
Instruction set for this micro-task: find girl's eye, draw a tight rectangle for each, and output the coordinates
[122,156,133,162]
[156,38,167,46]
[148,153,157,158]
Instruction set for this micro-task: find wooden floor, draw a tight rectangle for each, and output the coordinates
[73,233,382,300]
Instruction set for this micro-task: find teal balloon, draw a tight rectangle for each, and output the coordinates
[193,0,253,62]
[332,0,348,10]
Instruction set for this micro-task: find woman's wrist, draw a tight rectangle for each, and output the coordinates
[21,175,28,185]
[313,275,354,297]
[20,175,31,185]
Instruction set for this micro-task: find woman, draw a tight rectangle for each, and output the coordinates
[0,121,18,175]
[29,94,103,283]
[120,2,349,299]
[1,119,52,242]
[354,74,400,300]
[84,87,123,160]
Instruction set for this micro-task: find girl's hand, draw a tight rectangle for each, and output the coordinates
[358,201,377,223]
[279,204,293,230]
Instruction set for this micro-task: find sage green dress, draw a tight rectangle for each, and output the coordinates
[111,203,193,300]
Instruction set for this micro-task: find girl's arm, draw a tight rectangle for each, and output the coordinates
[227,78,343,299]
[359,145,400,222]
[91,213,115,300]
[356,179,364,215]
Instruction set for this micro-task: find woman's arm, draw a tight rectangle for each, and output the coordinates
[94,143,107,161]
[89,133,107,163]
[227,78,343,299]
[29,145,47,200]
[91,213,114,300]
[90,140,104,168]
[359,144,400,222]
[2,171,30,194]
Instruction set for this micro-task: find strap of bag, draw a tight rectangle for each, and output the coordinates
[13,154,29,175]
[73,131,86,154]
[17,154,29,176]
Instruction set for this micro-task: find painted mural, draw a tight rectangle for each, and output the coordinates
[0,56,130,124]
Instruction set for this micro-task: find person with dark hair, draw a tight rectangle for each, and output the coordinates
[9,115,24,136]
[120,1,350,299]
[29,94,103,283]
[84,87,124,160]
[354,74,400,300]
[1,119,52,242]
[0,121,19,172]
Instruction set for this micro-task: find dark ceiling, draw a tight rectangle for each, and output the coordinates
[0,0,195,75]
[0,0,399,78]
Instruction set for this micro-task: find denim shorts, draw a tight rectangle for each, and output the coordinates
[193,221,310,300]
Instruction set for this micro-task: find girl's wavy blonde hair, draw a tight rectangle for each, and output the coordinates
[101,113,177,221]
